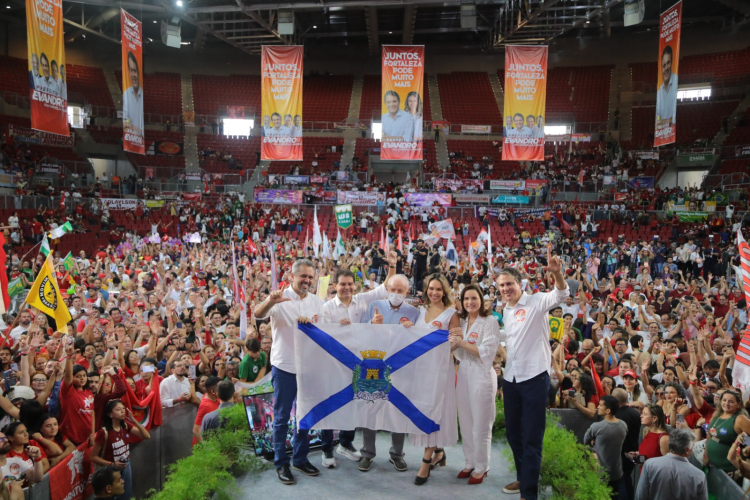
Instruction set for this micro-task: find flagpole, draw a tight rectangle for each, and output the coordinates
[20,240,44,262]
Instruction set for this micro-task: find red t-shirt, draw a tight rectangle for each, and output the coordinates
[94,423,134,463]
[59,381,95,445]
[193,397,220,445]
[7,439,47,464]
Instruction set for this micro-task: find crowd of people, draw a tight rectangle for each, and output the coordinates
[0,167,745,500]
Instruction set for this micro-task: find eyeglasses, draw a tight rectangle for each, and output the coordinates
[655,392,665,397]
[32,378,47,383]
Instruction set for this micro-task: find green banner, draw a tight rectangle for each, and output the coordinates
[676,153,717,168]
[7,277,24,298]
[675,212,709,222]
[62,252,78,274]
[335,204,353,230]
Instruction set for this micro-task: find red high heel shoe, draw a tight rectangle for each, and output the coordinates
[467,471,488,485]
[457,469,474,479]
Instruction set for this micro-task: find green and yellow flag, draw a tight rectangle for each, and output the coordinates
[25,254,71,332]
[62,252,78,274]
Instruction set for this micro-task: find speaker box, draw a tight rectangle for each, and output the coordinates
[278,10,294,35]
[161,19,181,48]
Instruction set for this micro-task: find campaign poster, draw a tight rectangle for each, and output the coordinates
[261,46,303,161]
[654,1,681,147]
[122,9,145,154]
[381,45,424,161]
[502,45,548,161]
[26,0,68,136]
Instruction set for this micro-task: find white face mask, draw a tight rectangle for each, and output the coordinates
[388,293,406,307]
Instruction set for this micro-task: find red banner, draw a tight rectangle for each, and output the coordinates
[654,1,681,147]
[26,0,68,136]
[122,9,145,154]
[381,45,424,161]
[502,46,548,161]
[261,46,303,161]
[49,442,93,500]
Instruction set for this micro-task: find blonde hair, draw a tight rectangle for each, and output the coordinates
[422,274,454,309]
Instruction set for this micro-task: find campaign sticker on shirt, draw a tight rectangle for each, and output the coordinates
[311,315,318,323]
[515,309,527,323]
[467,332,479,345]
[431,321,443,329]
[709,427,718,437]
[719,428,727,435]
[399,317,411,324]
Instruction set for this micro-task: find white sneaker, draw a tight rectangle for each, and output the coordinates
[336,443,361,461]
[322,450,337,469]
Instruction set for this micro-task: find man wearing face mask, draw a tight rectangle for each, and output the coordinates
[357,274,420,473]
[319,253,398,469]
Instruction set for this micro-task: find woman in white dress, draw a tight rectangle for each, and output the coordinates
[455,283,500,485]
[404,274,461,486]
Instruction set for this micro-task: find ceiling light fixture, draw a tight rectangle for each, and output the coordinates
[313,25,317,28]
[176,0,183,7]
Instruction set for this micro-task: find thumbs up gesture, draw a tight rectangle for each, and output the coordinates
[372,307,383,325]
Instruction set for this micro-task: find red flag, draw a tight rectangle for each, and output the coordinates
[247,238,258,254]
[590,357,606,398]
[60,191,66,210]
[118,371,162,438]
[398,229,403,252]
[0,233,9,312]
[49,442,93,500]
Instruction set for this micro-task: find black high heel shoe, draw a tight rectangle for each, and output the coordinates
[430,449,446,470]
[414,458,431,485]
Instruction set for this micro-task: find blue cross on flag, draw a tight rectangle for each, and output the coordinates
[294,323,450,435]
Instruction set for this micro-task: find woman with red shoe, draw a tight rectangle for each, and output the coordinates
[454,284,500,484]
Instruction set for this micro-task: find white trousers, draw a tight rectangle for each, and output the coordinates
[456,360,497,474]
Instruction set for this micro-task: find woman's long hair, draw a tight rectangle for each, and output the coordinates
[101,399,124,431]
[403,91,423,116]
[578,372,597,405]
[422,274,454,309]
[458,284,491,319]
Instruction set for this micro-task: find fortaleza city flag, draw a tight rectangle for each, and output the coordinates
[121,9,145,155]
[26,0,68,136]
[502,45,548,162]
[732,229,750,401]
[295,323,449,434]
[654,1,682,147]
[381,45,424,161]
[261,46,303,161]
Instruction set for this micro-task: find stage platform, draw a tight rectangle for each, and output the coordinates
[236,430,519,500]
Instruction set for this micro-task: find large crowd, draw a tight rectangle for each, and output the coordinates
[0,166,745,500]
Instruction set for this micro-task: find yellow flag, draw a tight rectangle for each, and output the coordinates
[25,254,71,332]
[317,275,330,303]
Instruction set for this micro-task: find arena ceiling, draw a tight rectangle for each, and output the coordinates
[3,0,748,55]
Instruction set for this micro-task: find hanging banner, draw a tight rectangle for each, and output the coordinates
[121,9,145,154]
[381,45,424,161]
[8,124,74,147]
[654,1,681,147]
[49,442,93,500]
[26,0,68,136]
[335,204,353,229]
[253,189,303,204]
[627,177,655,189]
[261,46,303,161]
[336,191,385,206]
[502,45,547,161]
[489,180,526,190]
[404,193,452,207]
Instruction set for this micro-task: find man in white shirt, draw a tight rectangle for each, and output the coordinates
[498,247,569,498]
[318,260,395,468]
[656,46,678,129]
[123,51,144,138]
[160,361,193,408]
[10,310,32,341]
[253,259,324,485]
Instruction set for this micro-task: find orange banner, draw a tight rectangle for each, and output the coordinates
[502,45,548,162]
[26,0,68,136]
[122,9,145,154]
[381,45,424,161]
[261,46,303,161]
[654,1,681,147]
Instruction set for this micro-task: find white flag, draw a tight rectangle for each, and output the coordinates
[313,205,322,258]
[333,229,346,259]
[295,322,449,434]
[445,238,458,268]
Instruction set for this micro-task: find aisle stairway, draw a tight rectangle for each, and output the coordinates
[104,70,123,111]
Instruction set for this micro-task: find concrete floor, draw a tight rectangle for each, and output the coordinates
[236,431,519,500]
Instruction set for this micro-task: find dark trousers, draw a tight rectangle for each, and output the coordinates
[504,371,549,500]
[321,429,355,453]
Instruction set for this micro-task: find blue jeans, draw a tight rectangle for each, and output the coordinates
[112,462,132,500]
[320,429,355,453]
[272,367,310,468]
[504,371,549,500]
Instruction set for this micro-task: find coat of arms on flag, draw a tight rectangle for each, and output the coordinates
[294,323,449,434]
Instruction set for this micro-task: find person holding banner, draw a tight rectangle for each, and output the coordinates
[319,256,397,469]
[500,248,569,499]
[253,259,324,485]
[382,91,414,142]
[406,274,460,486]
[123,52,144,138]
